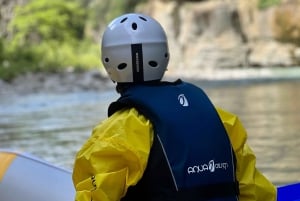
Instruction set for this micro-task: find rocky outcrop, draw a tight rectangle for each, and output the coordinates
[238,0,300,67]
[139,0,300,71]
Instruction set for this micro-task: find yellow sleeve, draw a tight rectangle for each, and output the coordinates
[216,107,277,201]
[72,108,153,201]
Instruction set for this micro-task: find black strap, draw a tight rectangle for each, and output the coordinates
[131,44,144,82]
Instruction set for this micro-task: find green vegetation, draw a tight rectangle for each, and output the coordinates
[0,0,146,81]
[258,0,281,9]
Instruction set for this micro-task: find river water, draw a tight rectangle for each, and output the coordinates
[0,78,300,186]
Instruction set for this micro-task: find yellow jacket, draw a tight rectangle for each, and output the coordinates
[72,107,276,201]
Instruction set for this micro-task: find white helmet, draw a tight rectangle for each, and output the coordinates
[101,13,169,83]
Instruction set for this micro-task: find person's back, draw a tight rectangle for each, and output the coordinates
[72,13,276,201]
[112,80,239,201]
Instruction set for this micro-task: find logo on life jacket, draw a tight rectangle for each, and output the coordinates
[178,94,189,107]
[187,160,229,174]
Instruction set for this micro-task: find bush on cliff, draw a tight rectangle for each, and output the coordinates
[258,0,281,9]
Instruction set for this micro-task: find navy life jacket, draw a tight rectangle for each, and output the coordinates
[108,80,239,201]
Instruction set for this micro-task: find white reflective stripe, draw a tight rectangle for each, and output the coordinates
[157,134,178,191]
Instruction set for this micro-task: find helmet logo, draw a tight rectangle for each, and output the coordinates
[131,44,144,82]
[178,94,189,107]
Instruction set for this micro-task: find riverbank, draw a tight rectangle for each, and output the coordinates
[1,67,300,95]
[0,69,114,95]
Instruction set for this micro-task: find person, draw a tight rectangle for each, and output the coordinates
[72,13,276,201]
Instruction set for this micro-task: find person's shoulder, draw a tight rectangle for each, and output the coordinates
[108,107,150,125]
[92,107,151,137]
[215,107,244,132]
[216,107,238,120]
[216,107,247,150]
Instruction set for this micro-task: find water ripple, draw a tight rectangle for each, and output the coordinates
[1,80,300,186]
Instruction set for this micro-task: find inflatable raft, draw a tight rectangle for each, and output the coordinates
[277,182,300,201]
[0,149,299,201]
[0,149,75,201]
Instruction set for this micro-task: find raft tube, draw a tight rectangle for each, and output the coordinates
[0,149,75,201]
[277,182,300,201]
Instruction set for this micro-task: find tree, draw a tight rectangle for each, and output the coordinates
[9,0,86,47]
[0,0,147,80]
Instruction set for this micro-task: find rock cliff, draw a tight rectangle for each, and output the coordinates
[138,0,300,72]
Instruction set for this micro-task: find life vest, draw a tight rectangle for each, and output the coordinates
[109,80,239,201]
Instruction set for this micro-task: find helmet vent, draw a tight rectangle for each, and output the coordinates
[132,23,137,30]
[104,58,109,62]
[120,17,128,23]
[139,16,147,21]
[148,61,158,67]
[117,63,127,70]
